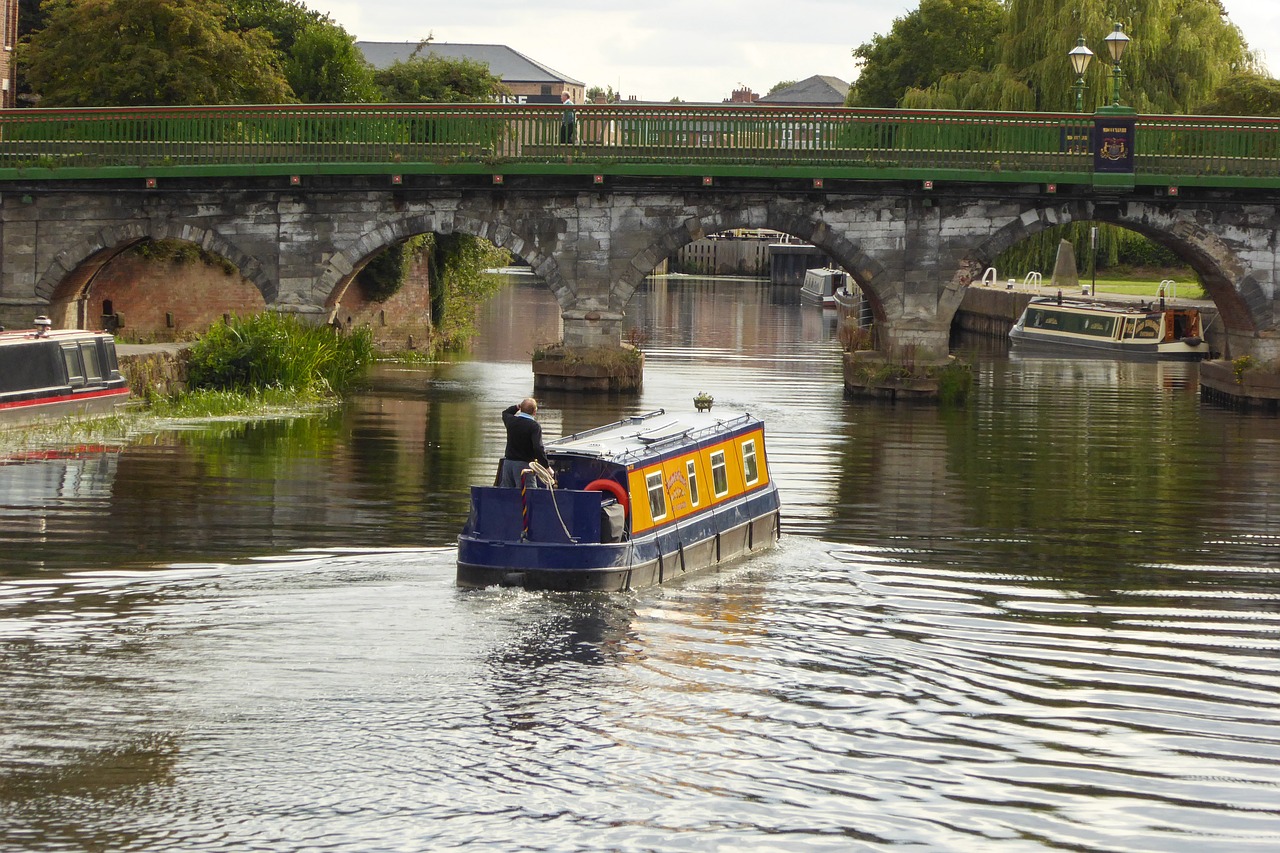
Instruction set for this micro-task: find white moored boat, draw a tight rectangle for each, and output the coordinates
[800,268,846,307]
[1009,296,1210,360]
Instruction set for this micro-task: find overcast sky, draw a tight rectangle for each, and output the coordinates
[320,1,1280,104]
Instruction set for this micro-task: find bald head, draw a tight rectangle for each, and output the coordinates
[518,397,538,415]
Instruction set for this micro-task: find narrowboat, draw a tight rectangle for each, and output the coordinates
[0,317,130,429]
[457,407,781,591]
[1009,296,1210,360]
[801,268,847,307]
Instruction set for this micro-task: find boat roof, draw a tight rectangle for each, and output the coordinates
[548,408,761,465]
[0,328,113,347]
[1025,296,1197,316]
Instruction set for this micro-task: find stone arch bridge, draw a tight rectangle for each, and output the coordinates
[3,174,1277,372]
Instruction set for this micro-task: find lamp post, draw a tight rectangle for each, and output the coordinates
[1104,23,1130,107]
[1068,36,1094,113]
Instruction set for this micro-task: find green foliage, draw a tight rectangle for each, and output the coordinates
[23,0,294,107]
[934,360,974,406]
[1232,355,1256,384]
[187,312,374,395]
[356,237,424,302]
[848,0,1007,107]
[994,222,1185,279]
[899,0,1254,113]
[586,85,619,103]
[1197,72,1280,116]
[767,80,797,96]
[225,0,379,103]
[130,239,238,275]
[429,234,510,351]
[374,56,509,103]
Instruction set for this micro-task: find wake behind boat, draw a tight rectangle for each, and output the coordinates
[0,317,130,428]
[456,406,781,591]
[1009,295,1210,360]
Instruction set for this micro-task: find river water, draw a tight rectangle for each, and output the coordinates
[2,275,1279,852]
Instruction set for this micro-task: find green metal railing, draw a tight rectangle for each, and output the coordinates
[0,103,1277,188]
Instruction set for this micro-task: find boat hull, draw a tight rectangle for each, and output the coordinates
[0,386,130,428]
[1008,327,1209,361]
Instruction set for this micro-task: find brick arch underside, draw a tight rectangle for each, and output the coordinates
[967,203,1265,335]
[313,211,571,311]
[34,223,275,305]
[605,207,891,322]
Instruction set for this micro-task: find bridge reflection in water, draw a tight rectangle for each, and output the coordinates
[0,276,1278,850]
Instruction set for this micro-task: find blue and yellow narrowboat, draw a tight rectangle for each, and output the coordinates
[456,408,781,591]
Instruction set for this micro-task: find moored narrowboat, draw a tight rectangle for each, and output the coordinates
[1009,296,1210,360]
[457,408,781,591]
[801,267,846,307]
[0,318,130,429]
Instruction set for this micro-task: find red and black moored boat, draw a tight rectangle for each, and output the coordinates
[0,317,130,429]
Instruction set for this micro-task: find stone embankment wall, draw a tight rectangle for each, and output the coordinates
[117,344,190,399]
[954,286,1034,338]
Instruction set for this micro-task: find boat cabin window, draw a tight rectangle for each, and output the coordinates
[742,440,759,486]
[645,471,667,522]
[685,459,700,507]
[61,344,85,388]
[80,341,104,382]
[1122,318,1137,339]
[710,450,729,498]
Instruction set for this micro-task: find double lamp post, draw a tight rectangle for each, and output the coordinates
[1069,23,1130,113]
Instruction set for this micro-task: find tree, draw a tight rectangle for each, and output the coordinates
[224,0,378,103]
[899,0,1254,113]
[847,0,1006,107]
[373,55,509,103]
[1196,72,1280,116]
[767,80,797,96]
[23,0,293,106]
[586,84,619,103]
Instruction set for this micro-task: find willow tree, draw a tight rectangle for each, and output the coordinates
[888,0,1256,276]
[903,0,1255,113]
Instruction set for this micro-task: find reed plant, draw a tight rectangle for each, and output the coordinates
[186,312,375,395]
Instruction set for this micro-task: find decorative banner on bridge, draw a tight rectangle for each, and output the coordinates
[1093,116,1135,173]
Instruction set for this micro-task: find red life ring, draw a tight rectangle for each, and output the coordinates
[585,478,629,518]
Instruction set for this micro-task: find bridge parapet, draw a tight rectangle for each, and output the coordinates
[2,103,1280,190]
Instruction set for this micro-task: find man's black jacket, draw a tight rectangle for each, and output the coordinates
[502,406,550,466]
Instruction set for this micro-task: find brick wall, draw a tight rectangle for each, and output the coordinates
[86,254,267,341]
[59,251,432,349]
[327,254,433,351]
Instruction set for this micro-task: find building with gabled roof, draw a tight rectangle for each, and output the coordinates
[757,75,850,107]
[356,41,584,103]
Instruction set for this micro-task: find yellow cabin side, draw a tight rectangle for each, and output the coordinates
[628,428,770,534]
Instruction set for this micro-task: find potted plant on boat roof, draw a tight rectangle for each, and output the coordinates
[693,391,714,412]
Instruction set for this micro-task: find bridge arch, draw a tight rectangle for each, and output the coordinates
[604,198,892,326]
[313,207,573,313]
[966,200,1263,337]
[35,222,273,316]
